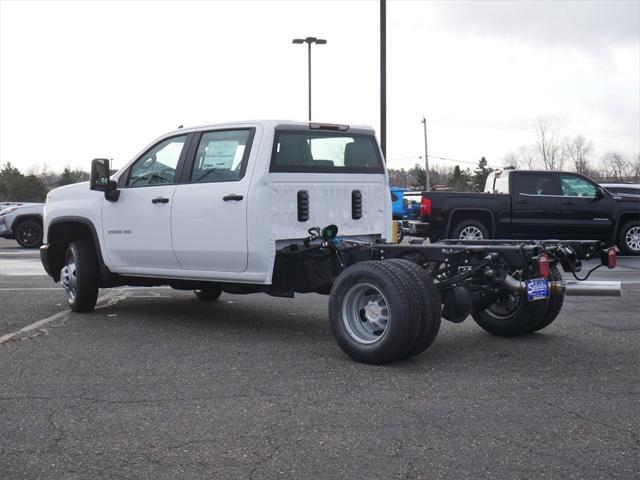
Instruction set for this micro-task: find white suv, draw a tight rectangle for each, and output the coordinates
[0,203,45,248]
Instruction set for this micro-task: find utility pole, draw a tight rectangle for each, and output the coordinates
[421,116,430,191]
[380,0,386,160]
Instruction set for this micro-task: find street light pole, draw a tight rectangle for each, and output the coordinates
[292,37,327,121]
[422,116,430,191]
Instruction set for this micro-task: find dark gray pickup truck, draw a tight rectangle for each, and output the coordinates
[402,170,640,255]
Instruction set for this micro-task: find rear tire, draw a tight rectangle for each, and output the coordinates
[387,259,441,359]
[617,220,640,256]
[472,274,549,337]
[452,219,489,240]
[194,287,222,301]
[329,260,421,364]
[534,266,564,331]
[60,241,99,312]
[15,219,43,248]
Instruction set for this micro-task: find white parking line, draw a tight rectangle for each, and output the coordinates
[0,291,131,345]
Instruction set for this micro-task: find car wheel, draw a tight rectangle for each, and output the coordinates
[60,241,100,312]
[618,220,640,256]
[14,219,43,248]
[452,219,489,240]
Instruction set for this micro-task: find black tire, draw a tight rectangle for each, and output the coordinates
[329,260,421,364]
[534,266,564,332]
[472,275,550,337]
[61,241,99,312]
[387,259,441,358]
[617,220,640,256]
[14,219,43,248]
[194,287,222,301]
[451,219,489,240]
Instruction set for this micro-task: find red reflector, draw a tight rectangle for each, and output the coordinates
[607,248,616,269]
[538,253,550,278]
[421,197,432,217]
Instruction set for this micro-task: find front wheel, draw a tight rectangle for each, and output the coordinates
[60,241,99,312]
[15,220,43,248]
[618,220,640,256]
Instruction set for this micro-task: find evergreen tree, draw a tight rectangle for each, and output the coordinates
[472,157,493,192]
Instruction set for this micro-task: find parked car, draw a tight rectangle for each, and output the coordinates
[402,169,640,255]
[39,121,620,364]
[601,183,640,197]
[390,187,405,220]
[0,203,45,248]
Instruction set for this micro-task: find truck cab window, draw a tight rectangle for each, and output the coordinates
[560,175,597,197]
[514,173,558,196]
[190,129,253,183]
[127,135,187,187]
[270,131,383,173]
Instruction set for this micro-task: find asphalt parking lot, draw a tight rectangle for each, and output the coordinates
[1,238,638,479]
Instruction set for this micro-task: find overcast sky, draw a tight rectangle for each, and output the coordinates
[1,0,638,173]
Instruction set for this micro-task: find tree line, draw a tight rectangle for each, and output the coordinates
[0,162,88,202]
[390,121,639,192]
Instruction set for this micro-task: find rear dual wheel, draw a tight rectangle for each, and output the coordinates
[328,260,440,364]
[471,266,565,336]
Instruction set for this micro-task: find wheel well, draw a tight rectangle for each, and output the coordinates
[618,213,640,233]
[47,221,99,279]
[448,211,494,237]
[12,215,42,230]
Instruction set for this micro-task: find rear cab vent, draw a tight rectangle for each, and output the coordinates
[352,190,363,219]
[297,190,309,222]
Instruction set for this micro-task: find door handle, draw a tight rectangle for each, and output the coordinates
[152,197,170,204]
[563,201,575,206]
[223,194,244,201]
[516,200,527,205]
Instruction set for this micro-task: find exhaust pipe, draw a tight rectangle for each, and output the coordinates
[500,275,621,297]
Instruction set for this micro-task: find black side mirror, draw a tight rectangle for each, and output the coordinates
[90,158,119,201]
[595,187,605,200]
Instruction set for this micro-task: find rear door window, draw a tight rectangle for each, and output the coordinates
[270,131,383,173]
[189,129,254,183]
[512,173,560,196]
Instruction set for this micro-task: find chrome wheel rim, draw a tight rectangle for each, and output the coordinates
[341,283,390,344]
[625,226,640,252]
[60,250,78,303]
[459,226,484,240]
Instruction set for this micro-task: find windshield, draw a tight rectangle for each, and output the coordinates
[270,130,383,173]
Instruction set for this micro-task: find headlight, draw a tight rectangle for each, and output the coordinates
[0,207,18,217]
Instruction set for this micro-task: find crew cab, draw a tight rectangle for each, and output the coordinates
[0,202,45,248]
[404,170,640,255]
[40,122,622,364]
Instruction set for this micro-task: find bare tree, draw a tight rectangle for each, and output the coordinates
[565,135,594,175]
[601,152,630,180]
[503,146,537,169]
[535,121,566,170]
[27,162,52,182]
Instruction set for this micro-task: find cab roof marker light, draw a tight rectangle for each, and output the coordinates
[309,123,349,131]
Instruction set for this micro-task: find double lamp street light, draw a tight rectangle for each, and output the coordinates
[292,36,327,121]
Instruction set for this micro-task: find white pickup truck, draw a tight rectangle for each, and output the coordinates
[41,120,621,364]
[0,202,45,248]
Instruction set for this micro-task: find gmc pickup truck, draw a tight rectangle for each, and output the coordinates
[403,169,640,255]
[40,121,621,364]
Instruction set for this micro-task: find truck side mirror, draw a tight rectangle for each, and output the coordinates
[90,158,120,202]
[595,187,605,200]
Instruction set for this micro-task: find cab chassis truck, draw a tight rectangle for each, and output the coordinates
[40,121,622,364]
